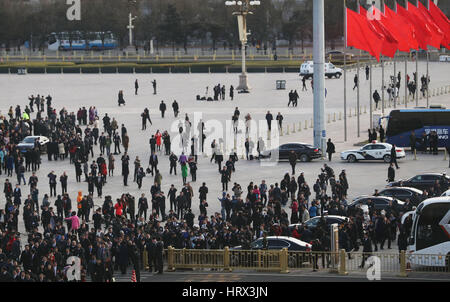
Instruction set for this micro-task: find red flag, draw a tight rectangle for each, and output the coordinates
[397,3,430,50]
[426,0,450,49]
[381,6,418,52]
[346,8,382,61]
[409,1,443,49]
[360,6,398,57]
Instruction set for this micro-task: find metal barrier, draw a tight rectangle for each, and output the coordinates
[165,247,449,275]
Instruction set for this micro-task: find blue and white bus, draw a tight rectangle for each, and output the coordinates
[385,109,450,148]
[47,31,118,51]
[407,197,450,268]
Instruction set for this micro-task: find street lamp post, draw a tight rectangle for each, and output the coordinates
[127,13,137,47]
[225,0,260,92]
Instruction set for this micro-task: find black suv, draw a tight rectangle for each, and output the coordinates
[387,173,450,191]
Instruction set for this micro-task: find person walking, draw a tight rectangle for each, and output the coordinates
[409,131,417,155]
[387,163,395,182]
[365,65,370,81]
[181,163,188,185]
[359,232,373,268]
[152,79,157,95]
[122,153,130,186]
[288,151,297,175]
[48,171,57,197]
[135,79,139,95]
[326,138,335,162]
[265,111,273,132]
[229,85,234,100]
[390,144,399,169]
[60,172,68,195]
[353,74,358,90]
[159,101,166,118]
[379,125,385,142]
[172,100,179,118]
[302,76,307,91]
[373,90,380,109]
[220,166,229,191]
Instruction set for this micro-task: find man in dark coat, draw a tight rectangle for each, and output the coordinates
[360,232,373,268]
[390,144,399,169]
[288,151,297,175]
[121,153,130,186]
[326,138,335,162]
[387,163,395,182]
[159,101,167,118]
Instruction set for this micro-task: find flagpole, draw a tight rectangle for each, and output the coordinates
[343,0,347,142]
[413,0,419,106]
[393,0,397,109]
[381,0,385,115]
[369,2,373,129]
[357,1,360,138]
[426,0,430,108]
[405,52,408,108]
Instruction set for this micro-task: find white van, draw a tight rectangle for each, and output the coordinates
[299,61,343,79]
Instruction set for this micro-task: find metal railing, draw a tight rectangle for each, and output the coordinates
[164,247,449,275]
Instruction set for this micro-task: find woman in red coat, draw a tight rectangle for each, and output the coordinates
[290,200,299,224]
[155,130,162,152]
[100,162,108,183]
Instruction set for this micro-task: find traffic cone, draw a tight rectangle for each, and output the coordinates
[131,270,137,282]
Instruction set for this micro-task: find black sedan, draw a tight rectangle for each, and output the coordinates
[387,173,450,191]
[289,215,349,233]
[260,142,322,162]
[378,187,423,204]
[348,196,405,214]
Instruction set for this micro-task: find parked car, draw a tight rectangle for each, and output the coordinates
[232,236,311,251]
[326,50,355,59]
[17,136,49,153]
[300,61,343,79]
[231,236,312,268]
[289,215,349,233]
[378,187,423,203]
[260,142,322,162]
[340,142,405,163]
[387,173,450,191]
[348,196,405,214]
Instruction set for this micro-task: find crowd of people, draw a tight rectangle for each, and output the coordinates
[0,77,446,282]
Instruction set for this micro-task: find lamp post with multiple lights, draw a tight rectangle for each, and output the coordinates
[225,0,261,92]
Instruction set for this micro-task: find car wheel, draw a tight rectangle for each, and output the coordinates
[335,73,341,79]
[288,255,298,268]
[299,154,309,162]
[327,75,332,79]
[383,155,391,163]
[347,154,356,163]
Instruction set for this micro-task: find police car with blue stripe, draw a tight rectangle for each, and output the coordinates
[340,141,406,163]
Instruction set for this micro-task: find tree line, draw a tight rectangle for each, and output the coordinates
[2,0,435,52]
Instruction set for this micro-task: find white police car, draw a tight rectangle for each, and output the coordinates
[340,142,406,163]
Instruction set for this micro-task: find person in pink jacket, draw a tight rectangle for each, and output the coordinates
[65,211,80,232]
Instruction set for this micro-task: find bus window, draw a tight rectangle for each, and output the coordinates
[416,203,450,251]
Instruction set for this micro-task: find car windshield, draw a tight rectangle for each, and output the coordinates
[251,239,263,249]
[23,138,36,143]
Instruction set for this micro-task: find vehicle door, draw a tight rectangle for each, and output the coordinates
[373,198,389,210]
[372,144,387,158]
[393,189,413,201]
[360,145,376,159]
[278,144,289,160]
[267,239,290,250]
[407,175,424,189]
